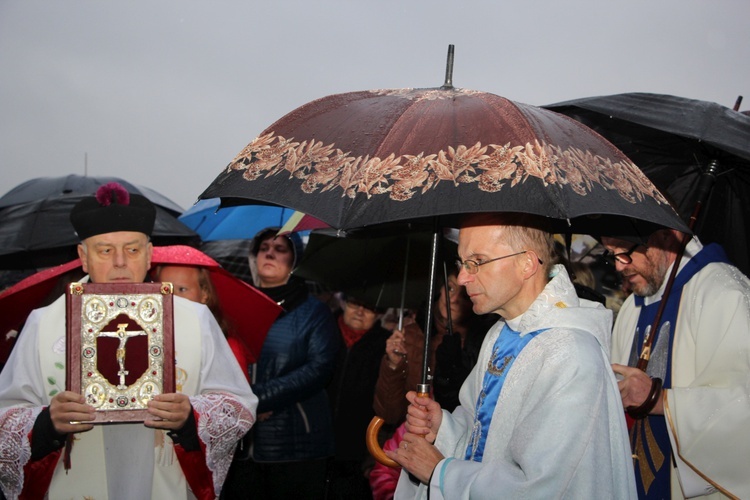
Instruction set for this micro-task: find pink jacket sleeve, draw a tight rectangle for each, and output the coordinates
[369,423,406,500]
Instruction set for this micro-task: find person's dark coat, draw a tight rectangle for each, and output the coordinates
[327,319,389,461]
[250,294,339,462]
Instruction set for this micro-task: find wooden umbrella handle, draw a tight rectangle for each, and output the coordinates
[366,386,431,468]
[366,416,400,468]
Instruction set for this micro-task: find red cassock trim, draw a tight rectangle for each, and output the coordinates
[20,445,60,499]
[173,410,215,500]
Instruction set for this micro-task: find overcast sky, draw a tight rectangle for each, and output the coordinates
[1,0,748,210]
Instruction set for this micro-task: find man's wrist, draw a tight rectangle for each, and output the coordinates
[31,407,68,460]
[626,377,663,419]
[167,407,200,451]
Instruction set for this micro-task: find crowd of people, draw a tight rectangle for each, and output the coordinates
[0,182,748,500]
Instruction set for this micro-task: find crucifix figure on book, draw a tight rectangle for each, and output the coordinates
[99,322,147,389]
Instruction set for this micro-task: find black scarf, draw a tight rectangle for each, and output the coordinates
[258,276,308,314]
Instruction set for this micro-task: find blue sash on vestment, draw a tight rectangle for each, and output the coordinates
[631,243,729,499]
[465,323,547,462]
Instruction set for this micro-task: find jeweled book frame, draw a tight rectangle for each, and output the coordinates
[66,282,175,423]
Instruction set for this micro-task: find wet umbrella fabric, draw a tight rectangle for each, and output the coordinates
[0,175,184,215]
[545,93,750,275]
[179,198,296,241]
[199,239,254,284]
[294,230,452,310]
[0,259,85,365]
[0,175,197,270]
[200,87,689,239]
[0,245,281,365]
[197,85,689,390]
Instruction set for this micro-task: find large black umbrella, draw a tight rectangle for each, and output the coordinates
[545,93,750,276]
[294,229,456,311]
[199,239,254,285]
[0,174,199,270]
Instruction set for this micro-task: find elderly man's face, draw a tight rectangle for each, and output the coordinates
[78,231,152,283]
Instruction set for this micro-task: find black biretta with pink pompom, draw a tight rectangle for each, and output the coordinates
[70,182,156,240]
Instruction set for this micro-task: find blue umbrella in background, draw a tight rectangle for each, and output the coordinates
[179,198,295,241]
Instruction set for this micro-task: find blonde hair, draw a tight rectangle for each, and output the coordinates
[153,265,231,335]
[463,213,555,275]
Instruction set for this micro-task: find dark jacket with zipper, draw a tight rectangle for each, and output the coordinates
[250,295,338,462]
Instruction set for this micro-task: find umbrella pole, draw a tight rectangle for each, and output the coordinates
[418,229,440,396]
[366,229,440,469]
[627,160,719,417]
[398,236,412,331]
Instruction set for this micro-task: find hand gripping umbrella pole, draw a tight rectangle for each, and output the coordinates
[366,229,442,467]
[626,160,719,419]
[366,48,458,468]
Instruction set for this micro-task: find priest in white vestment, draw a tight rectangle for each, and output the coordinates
[605,230,750,499]
[0,183,257,500]
[388,213,636,500]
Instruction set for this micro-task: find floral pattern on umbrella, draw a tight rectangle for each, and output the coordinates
[226,89,667,206]
[202,86,689,239]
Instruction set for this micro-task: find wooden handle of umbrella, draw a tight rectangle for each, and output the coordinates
[366,416,400,468]
[366,386,431,468]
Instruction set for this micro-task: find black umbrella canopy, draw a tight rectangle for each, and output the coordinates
[294,229,456,310]
[545,93,750,275]
[0,175,198,270]
[0,175,184,215]
[199,239,254,285]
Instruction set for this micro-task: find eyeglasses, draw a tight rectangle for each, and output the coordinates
[456,250,541,275]
[603,243,642,265]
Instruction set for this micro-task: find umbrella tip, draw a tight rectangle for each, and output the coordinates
[441,44,455,89]
[733,95,743,111]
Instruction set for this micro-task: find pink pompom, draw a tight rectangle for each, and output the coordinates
[96,182,130,206]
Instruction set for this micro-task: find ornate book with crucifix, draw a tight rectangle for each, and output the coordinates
[65,282,175,423]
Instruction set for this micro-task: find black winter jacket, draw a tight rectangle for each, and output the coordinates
[327,319,389,461]
[250,295,339,462]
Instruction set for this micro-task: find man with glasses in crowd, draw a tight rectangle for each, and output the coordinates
[602,228,750,499]
[387,212,636,500]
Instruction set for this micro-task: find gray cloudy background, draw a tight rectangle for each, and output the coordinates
[1,0,748,210]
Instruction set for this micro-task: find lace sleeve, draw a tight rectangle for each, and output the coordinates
[0,406,42,500]
[190,392,254,493]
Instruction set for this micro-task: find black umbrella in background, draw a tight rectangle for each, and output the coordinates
[0,175,185,214]
[545,93,750,276]
[0,175,198,270]
[199,239,254,285]
[294,228,457,311]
